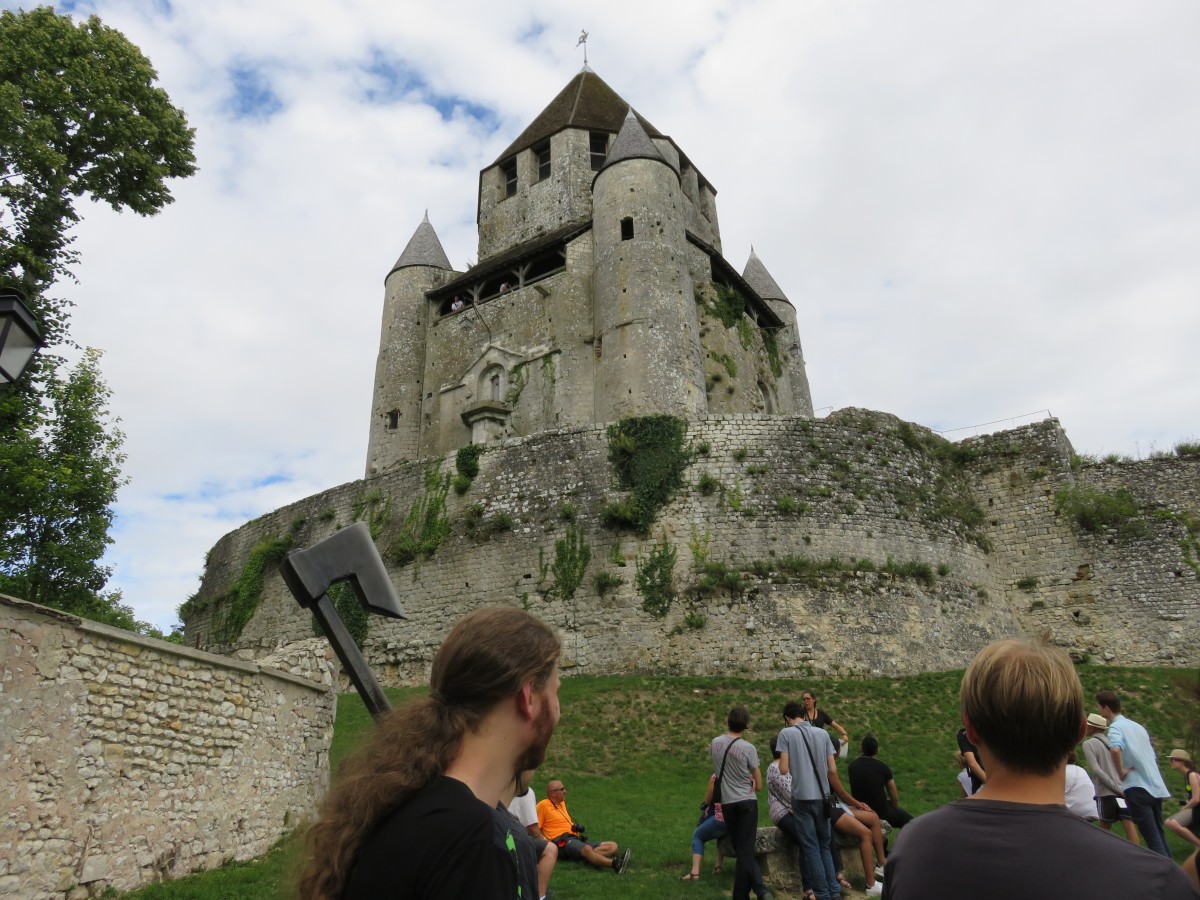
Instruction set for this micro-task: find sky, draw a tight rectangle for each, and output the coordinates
[7,0,1199,631]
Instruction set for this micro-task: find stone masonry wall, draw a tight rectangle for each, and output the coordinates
[184,410,1196,680]
[0,595,335,899]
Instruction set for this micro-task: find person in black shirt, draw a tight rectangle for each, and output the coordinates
[298,608,562,900]
[848,735,913,828]
[801,690,849,752]
[956,726,986,794]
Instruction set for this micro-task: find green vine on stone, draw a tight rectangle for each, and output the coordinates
[762,327,783,378]
[212,535,293,643]
[636,533,677,618]
[389,467,451,573]
[603,415,692,534]
[549,522,591,601]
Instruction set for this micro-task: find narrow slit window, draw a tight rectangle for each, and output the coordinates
[387,410,399,429]
[620,217,634,241]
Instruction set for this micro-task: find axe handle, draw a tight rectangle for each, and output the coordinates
[311,592,392,721]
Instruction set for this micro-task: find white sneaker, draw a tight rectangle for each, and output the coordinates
[865,882,883,896]
[875,865,886,881]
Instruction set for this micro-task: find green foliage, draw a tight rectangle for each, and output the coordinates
[712,352,737,379]
[936,562,951,577]
[1016,576,1039,592]
[732,447,748,462]
[558,503,578,523]
[455,444,483,479]
[776,496,807,515]
[212,536,293,644]
[318,507,336,522]
[709,283,745,328]
[761,327,784,378]
[683,611,707,630]
[1174,440,1200,459]
[311,580,370,648]
[389,468,451,568]
[696,472,720,495]
[1054,484,1144,535]
[549,523,591,601]
[883,557,935,587]
[694,441,711,455]
[0,350,133,625]
[594,571,624,596]
[736,316,754,350]
[0,7,196,345]
[452,473,472,495]
[350,490,390,540]
[635,534,677,618]
[605,415,692,534]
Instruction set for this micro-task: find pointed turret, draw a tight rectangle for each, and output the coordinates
[742,249,813,417]
[599,108,675,177]
[742,247,789,304]
[389,212,452,278]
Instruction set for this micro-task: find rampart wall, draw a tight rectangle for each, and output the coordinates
[0,596,335,899]
[184,410,1199,681]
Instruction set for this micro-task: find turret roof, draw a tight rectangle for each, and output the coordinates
[600,108,674,175]
[389,212,453,276]
[491,67,664,165]
[742,248,790,304]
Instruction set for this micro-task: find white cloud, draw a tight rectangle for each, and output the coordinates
[9,0,1197,629]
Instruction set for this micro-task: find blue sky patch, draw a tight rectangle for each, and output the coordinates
[362,49,498,131]
[225,64,284,120]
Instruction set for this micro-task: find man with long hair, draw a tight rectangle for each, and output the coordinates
[298,607,562,900]
[884,639,1197,899]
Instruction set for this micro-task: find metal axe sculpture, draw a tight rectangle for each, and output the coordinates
[279,522,405,721]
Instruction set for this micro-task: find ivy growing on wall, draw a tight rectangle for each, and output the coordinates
[390,467,451,572]
[211,535,294,644]
[602,414,692,534]
[549,522,591,601]
[762,328,784,378]
[636,533,677,618]
[454,444,484,495]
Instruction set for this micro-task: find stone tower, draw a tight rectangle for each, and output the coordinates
[365,67,813,476]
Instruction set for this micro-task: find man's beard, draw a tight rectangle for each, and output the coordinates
[515,697,557,776]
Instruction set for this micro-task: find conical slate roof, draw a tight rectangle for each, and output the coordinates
[742,248,789,303]
[599,108,673,175]
[390,212,452,275]
[492,67,664,165]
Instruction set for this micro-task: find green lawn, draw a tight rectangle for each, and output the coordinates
[120,666,1199,899]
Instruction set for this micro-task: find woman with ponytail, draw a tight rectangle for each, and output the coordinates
[297,607,562,900]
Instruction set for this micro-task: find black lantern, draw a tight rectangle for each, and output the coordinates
[0,291,46,384]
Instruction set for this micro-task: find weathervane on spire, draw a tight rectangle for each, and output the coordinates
[577,29,589,65]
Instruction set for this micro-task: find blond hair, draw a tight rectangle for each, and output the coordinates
[960,638,1083,775]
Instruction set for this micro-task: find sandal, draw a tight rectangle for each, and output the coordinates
[837,874,852,890]
[713,864,724,874]
[680,872,701,881]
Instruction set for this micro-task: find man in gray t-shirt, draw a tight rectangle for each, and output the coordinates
[777,703,848,900]
[711,705,773,900]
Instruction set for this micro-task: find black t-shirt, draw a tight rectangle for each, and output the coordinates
[885,799,1198,900]
[344,775,519,900]
[956,727,985,793]
[848,755,893,813]
[495,803,538,900]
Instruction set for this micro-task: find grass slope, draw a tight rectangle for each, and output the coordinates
[120,667,1198,899]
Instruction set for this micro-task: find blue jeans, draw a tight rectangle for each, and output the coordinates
[1125,786,1171,857]
[791,798,840,900]
[692,812,727,855]
[723,799,768,900]
[776,813,814,889]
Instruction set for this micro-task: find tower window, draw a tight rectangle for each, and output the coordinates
[620,217,634,241]
[387,410,399,429]
[500,158,517,198]
[533,141,551,181]
[589,132,608,171]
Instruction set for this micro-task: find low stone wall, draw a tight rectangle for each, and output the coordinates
[0,595,335,899]
[719,824,889,893]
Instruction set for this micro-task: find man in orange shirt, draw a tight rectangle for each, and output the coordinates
[535,779,630,874]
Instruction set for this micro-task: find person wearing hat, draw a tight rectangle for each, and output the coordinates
[1166,749,1200,850]
[1080,712,1139,843]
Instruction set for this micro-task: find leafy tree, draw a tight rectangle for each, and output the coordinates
[0,8,195,632]
[0,6,197,343]
[0,349,129,625]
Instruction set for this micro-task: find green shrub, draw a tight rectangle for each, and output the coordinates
[710,283,746,327]
[558,503,578,522]
[683,611,707,630]
[1175,441,1200,459]
[455,444,483,479]
[636,535,677,618]
[695,441,711,455]
[594,571,624,596]
[1054,484,1144,535]
[1016,576,1039,592]
[600,501,639,530]
[605,415,692,534]
[696,472,720,496]
[549,523,590,601]
[937,563,951,577]
[389,468,451,568]
[732,448,748,462]
[452,473,472,495]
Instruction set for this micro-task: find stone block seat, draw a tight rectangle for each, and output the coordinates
[718,821,891,894]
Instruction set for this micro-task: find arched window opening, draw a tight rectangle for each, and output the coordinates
[621,217,634,241]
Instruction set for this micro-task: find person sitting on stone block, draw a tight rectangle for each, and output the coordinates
[848,735,913,829]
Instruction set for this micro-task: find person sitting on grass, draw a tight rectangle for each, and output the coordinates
[535,779,631,875]
[681,773,727,881]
